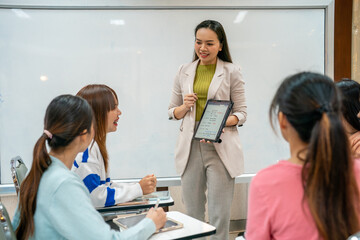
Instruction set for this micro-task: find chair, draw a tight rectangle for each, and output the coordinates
[0,202,16,240]
[348,232,360,240]
[10,156,28,196]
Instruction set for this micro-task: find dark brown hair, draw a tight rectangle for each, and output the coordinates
[336,79,360,132]
[192,20,233,63]
[76,84,118,172]
[269,72,360,239]
[16,95,93,240]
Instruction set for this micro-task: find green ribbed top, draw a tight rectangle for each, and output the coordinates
[193,64,216,121]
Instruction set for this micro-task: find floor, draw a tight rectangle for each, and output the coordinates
[229,219,246,240]
[229,233,239,240]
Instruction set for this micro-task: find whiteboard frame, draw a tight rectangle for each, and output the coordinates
[0,0,334,193]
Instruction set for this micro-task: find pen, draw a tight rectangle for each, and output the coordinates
[154,198,160,210]
[188,84,193,112]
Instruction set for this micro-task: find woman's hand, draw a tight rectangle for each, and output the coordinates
[199,128,225,144]
[225,115,239,127]
[139,174,157,195]
[146,207,167,231]
[174,93,198,119]
[183,93,198,110]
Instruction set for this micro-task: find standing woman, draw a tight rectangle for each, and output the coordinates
[73,84,157,207]
[168,20,247,240]
[13,95,166,240]
[336,79,360,156]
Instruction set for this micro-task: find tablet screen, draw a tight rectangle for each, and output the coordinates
[194,100,232,142]
[113,213,183,232]
[135,191,170,201]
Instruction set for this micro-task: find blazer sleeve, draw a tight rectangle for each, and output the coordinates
[230,66,247,126]
[168,64,184,120]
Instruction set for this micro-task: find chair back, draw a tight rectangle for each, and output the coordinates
[0,202,16,240]
[348,232,360,240]
[10,156,28,195]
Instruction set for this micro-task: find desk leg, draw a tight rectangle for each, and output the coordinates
[156,187,169,212]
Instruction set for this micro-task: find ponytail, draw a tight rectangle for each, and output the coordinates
[304,112,360,239]
[16,134,51,240]
[15,94,93,239]
[270,72,360,240]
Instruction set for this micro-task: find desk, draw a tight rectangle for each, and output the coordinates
[150,211,216,240]
[97,197,174,215]
[108,211,216,240]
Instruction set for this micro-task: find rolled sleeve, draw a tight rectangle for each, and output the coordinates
[168,65,184,121]
[230,66,247,126]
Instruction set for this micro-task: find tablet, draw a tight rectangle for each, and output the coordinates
[193,99,233,143]
[113,213,183,233]
[135,191,170,201]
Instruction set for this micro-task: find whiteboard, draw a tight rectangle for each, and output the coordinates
[0,3,331,184]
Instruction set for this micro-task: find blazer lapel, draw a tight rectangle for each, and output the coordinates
[207,58,224,100]
[184,59,199,121]
[184,59,199,93]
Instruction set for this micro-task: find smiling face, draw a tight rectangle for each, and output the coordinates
[106,98,121,133]
[195,28,222,65]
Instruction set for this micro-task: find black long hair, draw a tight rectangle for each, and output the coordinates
[269,72,360,240]
[16,95,93,240]
[192,20,232,63]
[336,79,360,131]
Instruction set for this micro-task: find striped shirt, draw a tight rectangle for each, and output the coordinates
[72,141,143,207]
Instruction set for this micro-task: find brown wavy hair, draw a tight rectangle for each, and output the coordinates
[76,84,118,172]
[269,72,360,239]
[16,95,93,240]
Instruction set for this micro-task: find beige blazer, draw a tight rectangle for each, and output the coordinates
[168,58,247,178]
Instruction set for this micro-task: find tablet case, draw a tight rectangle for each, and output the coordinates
[135,191,170,201]
[193,99,233,143]
[113,213,183,233]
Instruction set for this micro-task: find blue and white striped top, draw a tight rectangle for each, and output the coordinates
[72,141,143,207]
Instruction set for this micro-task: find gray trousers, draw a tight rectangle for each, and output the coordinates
[181,140,235,240]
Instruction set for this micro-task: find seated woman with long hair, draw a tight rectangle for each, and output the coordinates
[246,72,360,240]
[72,84,157,207]
[12,95,166,240]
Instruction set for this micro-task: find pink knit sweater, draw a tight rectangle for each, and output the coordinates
[246,160,360,240]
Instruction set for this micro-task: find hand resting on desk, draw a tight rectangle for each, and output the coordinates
[139,174,157,195]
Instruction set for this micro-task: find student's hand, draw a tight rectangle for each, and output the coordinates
[183,93,198,110]
[139,174,157,195]
[146,207,167,231]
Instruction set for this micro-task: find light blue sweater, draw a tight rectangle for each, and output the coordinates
[12,156,156,240]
